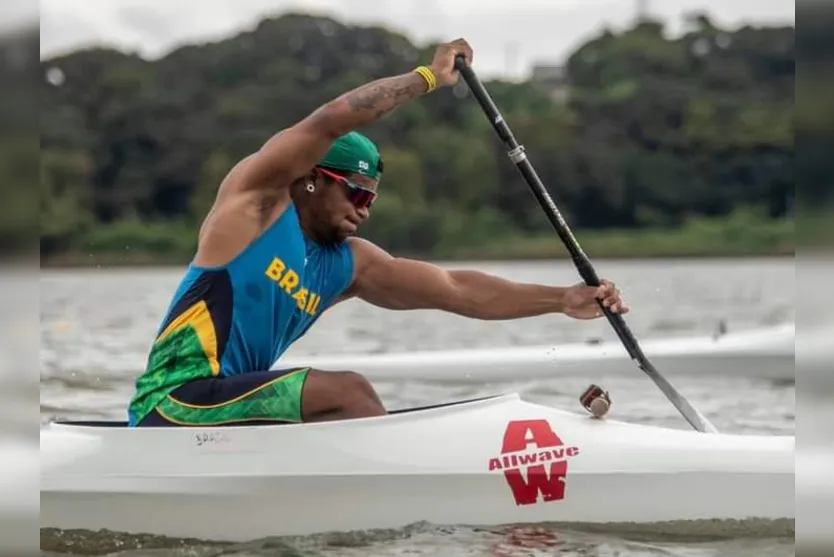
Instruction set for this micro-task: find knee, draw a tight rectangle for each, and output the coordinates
[301,369,385,421]
[333,370,384,413]
[336,370,375,397]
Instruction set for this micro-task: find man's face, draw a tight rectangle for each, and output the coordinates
[313,168,378,244]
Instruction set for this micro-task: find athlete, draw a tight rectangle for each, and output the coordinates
[128,38,629,427]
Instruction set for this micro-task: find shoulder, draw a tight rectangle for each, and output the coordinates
[337,238,391,295]
[346,237,393,272]
[192,155,291,267]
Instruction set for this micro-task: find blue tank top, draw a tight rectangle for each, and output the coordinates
[127,202,354,425]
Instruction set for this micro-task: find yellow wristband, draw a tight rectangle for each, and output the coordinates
[413,65,437,92]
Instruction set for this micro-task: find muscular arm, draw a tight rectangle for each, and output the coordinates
[346,239,568,320]
[241,72,430,191]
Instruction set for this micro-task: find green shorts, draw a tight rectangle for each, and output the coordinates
[136,368,310,427]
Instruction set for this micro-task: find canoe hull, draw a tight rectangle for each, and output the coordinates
[40,394,794,542]
[42,472,791,541]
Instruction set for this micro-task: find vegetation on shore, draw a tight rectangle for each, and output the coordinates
[41,208,793,267]
[33,13,795,264]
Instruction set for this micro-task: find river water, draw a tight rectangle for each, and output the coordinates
[39,257,795,556]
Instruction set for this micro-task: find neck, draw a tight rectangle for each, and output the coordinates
[290,182,326,244]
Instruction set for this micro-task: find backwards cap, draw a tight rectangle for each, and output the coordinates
[317,131,383,180]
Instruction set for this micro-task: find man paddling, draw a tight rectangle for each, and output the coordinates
[128,38,628,427]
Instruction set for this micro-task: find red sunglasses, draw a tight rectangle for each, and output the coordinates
[317,167,377,209]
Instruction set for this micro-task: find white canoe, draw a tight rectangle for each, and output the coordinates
[278,323,795,383]
[40,393,794,542]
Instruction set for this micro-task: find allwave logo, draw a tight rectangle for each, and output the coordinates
[487,419,580,506]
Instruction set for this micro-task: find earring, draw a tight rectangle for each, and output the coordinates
[306,182,315,193]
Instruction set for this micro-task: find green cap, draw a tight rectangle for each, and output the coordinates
[317,131,383,180]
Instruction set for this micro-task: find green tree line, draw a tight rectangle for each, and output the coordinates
[36,13,795,263]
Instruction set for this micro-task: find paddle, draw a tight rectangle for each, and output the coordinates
[453,55,719,434]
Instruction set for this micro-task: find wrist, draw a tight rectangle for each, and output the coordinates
[550,286,569,314]
[413,65,438,92]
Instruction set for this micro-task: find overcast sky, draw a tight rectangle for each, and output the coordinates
[36,0,794,78]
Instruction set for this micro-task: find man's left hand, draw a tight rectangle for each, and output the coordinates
[562,279,628,320]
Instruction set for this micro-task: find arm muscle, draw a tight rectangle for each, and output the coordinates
[348,239,567,320]
[240,72,429,192]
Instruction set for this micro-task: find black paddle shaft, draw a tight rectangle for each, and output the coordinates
[453,55,718,434]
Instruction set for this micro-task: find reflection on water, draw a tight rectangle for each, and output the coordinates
[41,520,795,557]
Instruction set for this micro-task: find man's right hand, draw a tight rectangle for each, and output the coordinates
[428,38,474,88]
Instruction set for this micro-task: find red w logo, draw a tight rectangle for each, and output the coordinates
[489,419,580,506]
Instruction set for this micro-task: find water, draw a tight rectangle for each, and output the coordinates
[39,258,795,556]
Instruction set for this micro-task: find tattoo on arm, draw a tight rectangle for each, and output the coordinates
[343,73,428,121]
